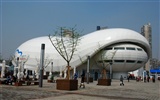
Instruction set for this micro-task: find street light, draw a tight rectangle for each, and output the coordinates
[50,62,53,76]
[39,44,45,88]
[87,56,90,84]
[109,61,113,81]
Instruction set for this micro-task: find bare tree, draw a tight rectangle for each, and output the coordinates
[35,56,53,77]
[49,27,81,79]
[99,50,117,79]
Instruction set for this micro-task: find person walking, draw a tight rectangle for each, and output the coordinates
[6,74,13,85]
[73,73,78,80]
[147,76,150,82]
[120,75,124,86]
[152,76,155,83]
[127,74,130,82]
[79,71,85,88]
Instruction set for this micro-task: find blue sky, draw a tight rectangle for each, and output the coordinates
[0,0,160,60]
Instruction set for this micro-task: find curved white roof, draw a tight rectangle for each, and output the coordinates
[15,28,150,71]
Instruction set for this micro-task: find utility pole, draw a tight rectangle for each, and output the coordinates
[87,56,90,84]
[110,61,113,81]
[39,44,45,87]
[50,62,53,76]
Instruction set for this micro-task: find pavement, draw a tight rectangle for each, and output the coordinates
[0,78,160,100]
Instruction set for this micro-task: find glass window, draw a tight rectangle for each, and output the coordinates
[137,48,143,51]
[137,61,143,64]
[97,61,103,63]
[126,47,135,50]
[126,60,135,63]
[104,47,112,50]
[114,60,125,62]
[104,60,112,63]
[114,47,125,50]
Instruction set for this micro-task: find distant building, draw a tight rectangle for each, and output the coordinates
[96,26,108,30]
[141,23,152,72]
[150,58,159,69]
[63,29,73,37]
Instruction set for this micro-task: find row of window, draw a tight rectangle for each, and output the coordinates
[98,60,143,64]
[104,47,143,51]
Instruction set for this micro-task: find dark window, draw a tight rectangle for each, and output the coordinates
[114,60,125,62]
[114,47,124,50]
[104,47,112,50]
[104,60,112,63]
[137,61,143,64]
[137,48,143,51]
[97,61,103,63]
[126,60,135,63]
[126,47,135,50]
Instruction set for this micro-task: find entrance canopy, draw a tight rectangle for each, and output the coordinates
[150,69,160,74]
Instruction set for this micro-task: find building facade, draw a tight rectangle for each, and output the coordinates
[141,23,152,72]
[14,28,151,79]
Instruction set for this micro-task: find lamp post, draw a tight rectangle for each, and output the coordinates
[87,56,90,84]
[39,44,45,88]
[13,57,19,77]
[109,61,113,81]
[1,60,5,78]
[50,62,53,76]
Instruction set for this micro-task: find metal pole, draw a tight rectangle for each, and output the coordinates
[39,44,45,87]
[1,60,5,78]
[50,62,53,76]
[51,62,53,72]
[14,57,19,77]
[87,56,90,84]
[110,62,112,81]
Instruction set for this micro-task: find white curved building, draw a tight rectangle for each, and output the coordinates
[14,28,151,79]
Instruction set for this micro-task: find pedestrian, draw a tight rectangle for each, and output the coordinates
[152,76,155,83]
[120,75,124,86]
[127,75,130,82]
[136,77,138,82]
[79,71,85,88]
[26,74,30,81]
[144,77,146,82]
[74,73,78,80]
[6,74,13,85]
[147,76,150,82]
[12,75,17,82]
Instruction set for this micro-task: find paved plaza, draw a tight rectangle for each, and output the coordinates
[0,78,160,100]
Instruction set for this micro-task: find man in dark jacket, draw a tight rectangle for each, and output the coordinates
[79,71,85,88]
[120,75,124,86]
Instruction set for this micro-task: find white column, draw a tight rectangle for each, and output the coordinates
[59,66,62,78]
[64,69,67,78]
[20,61,24,79]
[32,70,34,75]
[143,70,146,82]
[26,68,28,76]
[43,70,46,75]
[1,60,5,78]
[13,67,17,77]
[50,62,53,76]
[14,57,19,77]
[17,60,21,82]
[35,63,39,79]
[74,66,76,74]
[21,61,24,73]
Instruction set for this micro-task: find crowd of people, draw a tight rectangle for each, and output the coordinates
[1,71,32,85]
[5,73,17,85]
[119,73,157,86]
[1,71,158,87]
